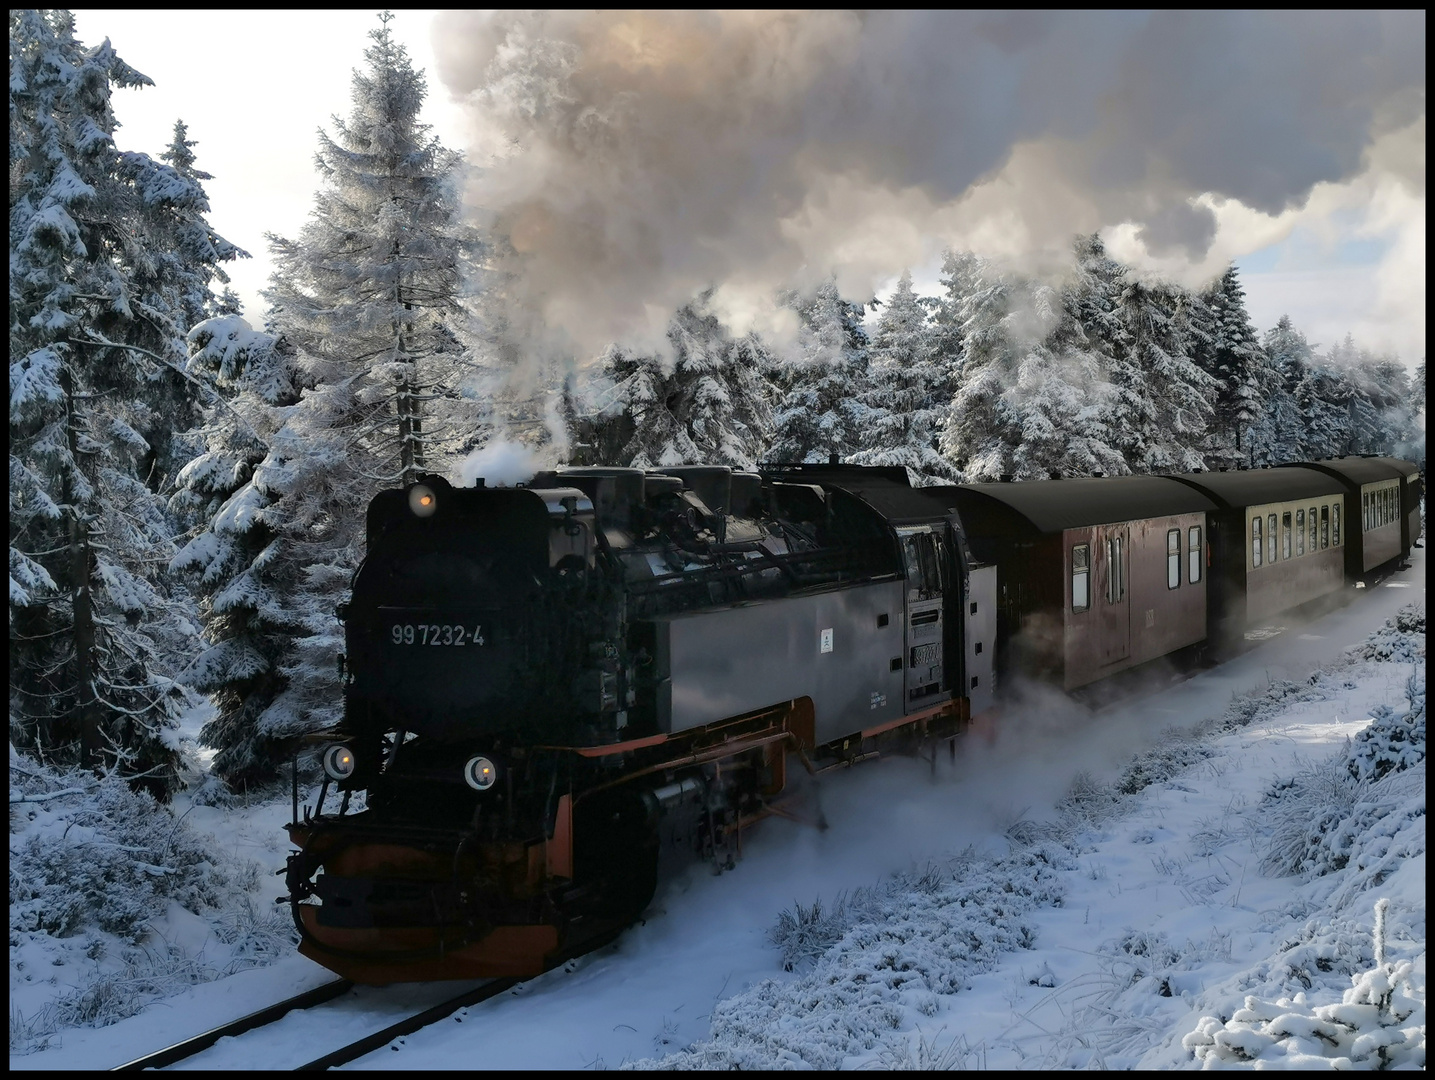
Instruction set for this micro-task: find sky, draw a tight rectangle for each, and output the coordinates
[68,10,1425,370]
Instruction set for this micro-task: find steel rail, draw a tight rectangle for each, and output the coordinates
[110,978,353,1071]
[292,976,522,1071]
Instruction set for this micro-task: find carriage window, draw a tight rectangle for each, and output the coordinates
[1251,516,1262,567]
[1167,529,1181,589]
[1385,488,1393,525]
[1267,513,1278,563]
[1332,503,1340,546]
[1309,506,1318,552]
[1363,492,1370,531]
[1106,536,1125,602]
[1072,543,1090,612]
[1188,526,1202,584]
[1296,509,1305,555]
[1321,505,1330,548]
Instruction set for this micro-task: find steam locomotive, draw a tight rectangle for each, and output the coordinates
[283,457,1421,984]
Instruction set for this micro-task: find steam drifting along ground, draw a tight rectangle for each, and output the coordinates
[432,11,1425,364]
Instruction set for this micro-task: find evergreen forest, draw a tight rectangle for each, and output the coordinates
[9,10,1426,797]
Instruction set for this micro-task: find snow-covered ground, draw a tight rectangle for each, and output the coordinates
[10,549,1424,1070]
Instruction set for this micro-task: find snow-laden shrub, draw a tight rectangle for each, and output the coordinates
[640,845,1068,1069]
[10,765,228,934]
[1182,901,1425,1069]
[1349,667,1425,783]
[1115,736,1215,796]
[1262,669,1426,879]
[1344,604,1425,664]
[10,757,236,942]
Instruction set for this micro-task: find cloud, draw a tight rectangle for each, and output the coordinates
[431,10,1425,363]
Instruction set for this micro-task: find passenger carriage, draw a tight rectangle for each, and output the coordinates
[943,477,1216,691]
[1293,457,1423,581]
[1165,466,1347,644]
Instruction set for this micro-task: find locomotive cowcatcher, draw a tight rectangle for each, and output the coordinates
[283,465,996,983]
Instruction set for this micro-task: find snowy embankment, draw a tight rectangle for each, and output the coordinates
[630,606,1425,1070]
[8,570,1426,1071]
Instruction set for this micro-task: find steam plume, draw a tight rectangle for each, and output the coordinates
[432,10,1424,362]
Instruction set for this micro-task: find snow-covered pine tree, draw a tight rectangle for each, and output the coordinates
[1114,279,1216,472]
[264,9,477,490]
[579,297,774,469]
[9,10,239,796]
[849,271,958,485]
[182,11,479,788]
[938,250,1020,479]
[1008,278,1126,480]
[768,279,870,465]
[1259,315,1314,464]
[1199,264,1268,466]
[133,119,251,505]
[1294,358,1354,460]
[168,318,303,789]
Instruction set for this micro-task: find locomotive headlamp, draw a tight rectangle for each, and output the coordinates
[408,484,438,518]
[463,755,498,791]
[322,743,357,782]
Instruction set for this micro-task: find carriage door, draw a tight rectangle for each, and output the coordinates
[899,527,947,709]
[1098,524,1131,665]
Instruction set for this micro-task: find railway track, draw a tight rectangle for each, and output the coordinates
[110,976,520,1072]
[111,925,625,1071]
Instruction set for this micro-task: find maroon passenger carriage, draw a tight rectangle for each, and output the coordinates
[941,476,1217,691]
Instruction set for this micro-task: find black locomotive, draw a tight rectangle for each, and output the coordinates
[284,458,1420,983]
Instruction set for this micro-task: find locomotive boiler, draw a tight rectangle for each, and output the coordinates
[284,465,997,983]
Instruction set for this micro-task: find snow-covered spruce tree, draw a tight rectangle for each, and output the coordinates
[940,250,1122,481]
[180,14,478,787]
[848,271,958,485]
[1008,278,1125,481]
[1113,279,1216,472]
[1258,315,1314,465]
[168,319,304,790]
[1198,264,1269,466]
[768,279,870,466]
[938,250,1021,479]
[128,119,250,500]
[9,10,244,796]
[580,297,774,469]
[1295,358,1355,460]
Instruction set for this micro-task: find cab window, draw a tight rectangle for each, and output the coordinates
[1188,526,1202,583]
[1167,529,1180,589]
[1251,516,1262,568]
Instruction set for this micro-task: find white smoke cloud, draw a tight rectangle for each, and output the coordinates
[432,10,1425,364]
[457,439,546,488]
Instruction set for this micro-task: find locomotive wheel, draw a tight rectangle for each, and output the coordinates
[572,789,660,919]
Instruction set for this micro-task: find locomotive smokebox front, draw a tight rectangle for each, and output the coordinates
[344,477,599,745]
